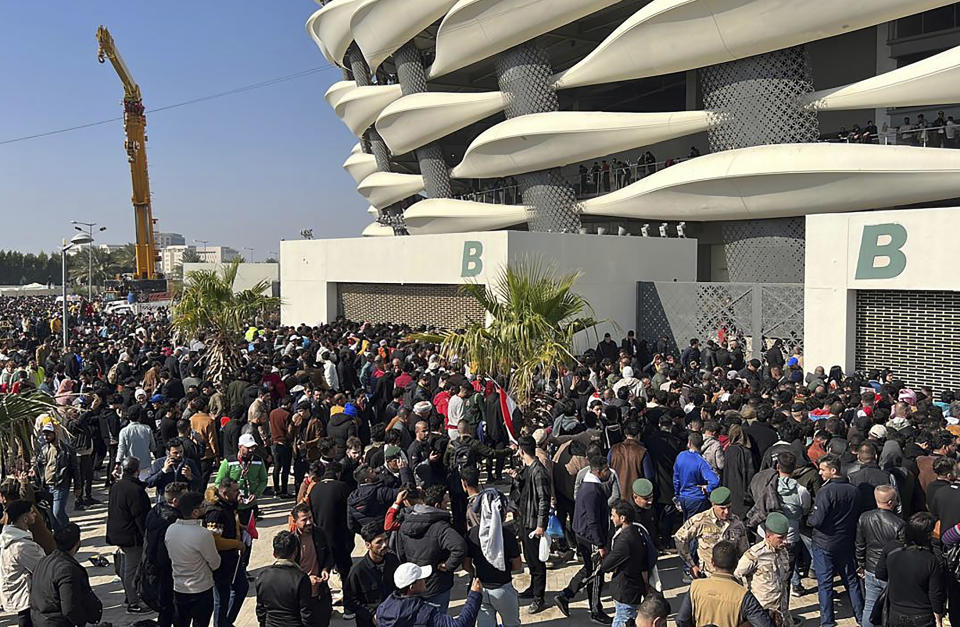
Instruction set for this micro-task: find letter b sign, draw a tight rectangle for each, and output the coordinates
[461,241,483,278]
[855,223,907,280]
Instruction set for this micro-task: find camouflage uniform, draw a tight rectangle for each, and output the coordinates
[674,508,750,576]
[735,539,792,626]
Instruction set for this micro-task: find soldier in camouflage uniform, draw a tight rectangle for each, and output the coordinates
[736,512,793,626]
[674,487,750,579]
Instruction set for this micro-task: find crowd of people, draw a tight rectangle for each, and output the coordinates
[0,296,958,627]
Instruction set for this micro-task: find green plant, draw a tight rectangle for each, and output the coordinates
[172,259,279,385]
[414,260,600,406]
[0,392,60,471]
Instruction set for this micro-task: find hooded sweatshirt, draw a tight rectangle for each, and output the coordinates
[0,525,45,612]
[397,505,466,597]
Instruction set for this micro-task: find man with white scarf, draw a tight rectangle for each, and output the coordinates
[462,487,522,627]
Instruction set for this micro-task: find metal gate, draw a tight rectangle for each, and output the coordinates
[637,282,804,359]
[336,283,486,329]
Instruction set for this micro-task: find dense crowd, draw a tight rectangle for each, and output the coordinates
[0,296,958,627]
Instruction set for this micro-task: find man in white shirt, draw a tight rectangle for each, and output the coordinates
[445,385,471,442]
[165,491,221,627]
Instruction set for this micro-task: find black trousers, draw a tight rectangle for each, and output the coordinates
[554,493,577,550]
[77,454,93,499]
[17,608,31,627]
[947,575,960,627]
[173,589,214,627]
[200,458,216,491]
[332,534,356,611]
[271,443,292,494]
[561,538,603,613]
[310,586,333,627]
[521,529,547,600]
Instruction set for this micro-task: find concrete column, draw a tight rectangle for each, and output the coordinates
[494,42,581,233]
[394,43,453,199]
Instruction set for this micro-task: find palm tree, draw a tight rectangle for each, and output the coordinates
[172,259,279,386]
[0,392,61,472]
[415,260,600,407]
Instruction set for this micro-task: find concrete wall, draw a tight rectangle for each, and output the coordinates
[804,206,960,372]
[183,262,280,296]
[281,232,697,350]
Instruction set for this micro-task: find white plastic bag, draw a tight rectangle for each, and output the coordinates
[538,534,551,562]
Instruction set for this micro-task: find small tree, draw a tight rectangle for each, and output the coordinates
[172,259,279,385]
[416,260,600,406]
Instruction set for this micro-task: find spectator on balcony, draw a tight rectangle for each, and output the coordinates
[591,162,601,195]
[916,114,929,146]
[864,120,878,144]
[900,117,915,146]
[579,165,588,195]
[947,116,957,148]
[643,152,656,177]
[601,160,611,192]
[934,111,947,148]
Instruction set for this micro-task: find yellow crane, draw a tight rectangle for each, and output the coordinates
[96,26,160,280]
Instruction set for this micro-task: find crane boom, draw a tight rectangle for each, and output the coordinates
[96,26,159,280]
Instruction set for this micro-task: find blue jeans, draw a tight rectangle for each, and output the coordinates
[811,544,864,627]
[212,556,249,627]
[613,601,639,627]
[477,582,520,627]
[863,570,886,627]
[678,496,710,575]
[424,589,451,614]
[50,487,70,531]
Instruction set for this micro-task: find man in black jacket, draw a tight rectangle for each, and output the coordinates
[396,484,466,614]
[205,478,248,627]
[309,462,355,620]
[601,501,649,627]
[291,503,333,627]
[139,481,187,627]
[808,455,864,627]
[856,484,904,627]
[30,523,103,627]
[347,522,400,627]
[106,456,151,614]
[509,435,551,614]
[255,531,314,627]
[848,444,899,513]
[555,456,614,624]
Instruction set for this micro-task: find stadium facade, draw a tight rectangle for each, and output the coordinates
[288,0,960,389]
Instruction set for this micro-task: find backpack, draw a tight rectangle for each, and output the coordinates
[107,362,119,385]
[452,438,474,470]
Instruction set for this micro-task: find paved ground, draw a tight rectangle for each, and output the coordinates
[0,482,861,627]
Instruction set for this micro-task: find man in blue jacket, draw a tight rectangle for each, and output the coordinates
[376,562,482,627]
[808,455,864,627]
[672,432,720,579]
[554,456,613,624]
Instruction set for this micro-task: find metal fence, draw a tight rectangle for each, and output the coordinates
[636,281,804,360]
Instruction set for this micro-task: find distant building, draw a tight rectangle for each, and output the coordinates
[155,232,186,248]
[160,245,195,276]
[196,246,240,264]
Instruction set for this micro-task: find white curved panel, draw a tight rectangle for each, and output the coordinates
[428,0,622,79]
[351,0,459,71]
[377,91,508,155]
[404,199,528,234]
[362,222,395,237]
[350,142,363,155]
[343,152,380,184]
[451,111,711,179]
[555,0,957,89]
[358,172,426,208]
[367,205,381,217]
[307,0,366,67]
[324,81,358,111]
[335,84,404,136]
[582,144,960,221]
[804,45,960,111]
[305,9,334,61]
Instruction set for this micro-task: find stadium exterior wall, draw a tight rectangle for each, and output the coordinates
[280,232,697,349]
[804,206,960,376]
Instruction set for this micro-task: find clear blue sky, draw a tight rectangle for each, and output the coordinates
[0,2,368,259]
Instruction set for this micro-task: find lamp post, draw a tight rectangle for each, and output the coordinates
[71,221,107,301]
[243,247,254,262]
[62,232,93,348]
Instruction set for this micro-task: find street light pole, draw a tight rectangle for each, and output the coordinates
[61,239,69,349]
[71,220,106,301]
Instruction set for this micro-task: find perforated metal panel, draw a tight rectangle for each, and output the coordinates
[721,218,806,283]
[495,42,580,233]
[856,290,960,392]
[337,283,487,329]
[701,46,820,152]
[637,281,804,359]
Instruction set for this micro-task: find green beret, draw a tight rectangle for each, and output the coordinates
[384,445,401,459]
[709,487,732,506]
[632,478,654,498]
[765,512,790,536]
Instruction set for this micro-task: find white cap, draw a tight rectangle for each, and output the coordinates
[413,401,433,415]
[394,563,432,589]
[868,424,887,439]
[621,366,634,379]
[238,433,258,448]
[135,388,147,398]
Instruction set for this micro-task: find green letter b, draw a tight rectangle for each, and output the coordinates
[855,223,907,280]
[461,241,483,277]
